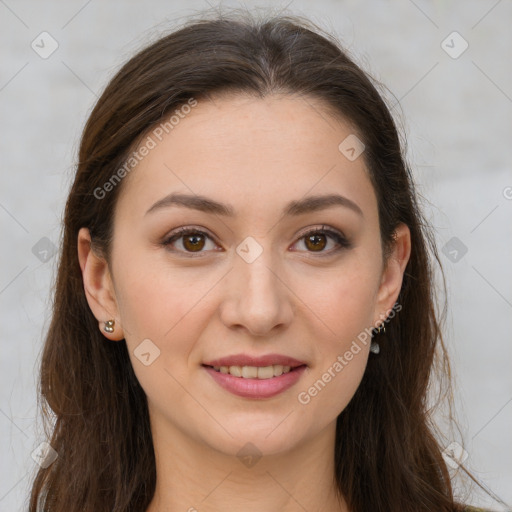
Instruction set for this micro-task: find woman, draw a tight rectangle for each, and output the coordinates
[28,10,490,512]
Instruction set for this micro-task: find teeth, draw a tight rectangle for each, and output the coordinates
[273,364,284,377]
[211,364,295,378]
[256,366,273,379]
[229,366,242,377]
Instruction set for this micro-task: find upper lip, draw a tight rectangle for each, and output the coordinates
[203,353,307,368]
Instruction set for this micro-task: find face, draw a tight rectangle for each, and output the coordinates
[80,93,410,459]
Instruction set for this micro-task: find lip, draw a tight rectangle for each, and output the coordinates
[202,353,307,368]
[203,364,307,399]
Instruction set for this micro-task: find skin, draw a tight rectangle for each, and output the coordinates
[78,93,411,512]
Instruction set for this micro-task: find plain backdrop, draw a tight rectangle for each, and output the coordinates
[1,0,511,510]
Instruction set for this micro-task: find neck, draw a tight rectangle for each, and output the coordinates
[145,417,348,512]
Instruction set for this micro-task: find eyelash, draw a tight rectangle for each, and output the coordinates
[161,225,351,258]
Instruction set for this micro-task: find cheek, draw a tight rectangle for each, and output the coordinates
[112,249,221,366]
[113,244,200,332]
[297,257,380,345]
[292,255,379,407]
[298,350,368,422]
[112,258,220,404]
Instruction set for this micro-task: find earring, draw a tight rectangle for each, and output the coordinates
[370,340,380,354]
[375,324,386,335]
[104,320,115,333]
[370,324,386,354]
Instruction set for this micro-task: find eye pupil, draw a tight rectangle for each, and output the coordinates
[305,233,326,251]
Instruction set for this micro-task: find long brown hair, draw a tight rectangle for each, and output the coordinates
[29,9,466,511]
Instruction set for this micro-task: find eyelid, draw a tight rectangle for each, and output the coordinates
[164,225,217,241]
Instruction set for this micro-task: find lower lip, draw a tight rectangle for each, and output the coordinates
[203,365,307,399]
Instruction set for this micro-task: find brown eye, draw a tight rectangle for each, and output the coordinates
[304,233,327,251]
[163,228,218,255]
[292,227,351,255]
[183,233,206,252]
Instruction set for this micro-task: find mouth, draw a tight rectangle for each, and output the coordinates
[201,363,308,399]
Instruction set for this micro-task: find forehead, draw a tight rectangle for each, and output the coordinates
[115,93,377,222]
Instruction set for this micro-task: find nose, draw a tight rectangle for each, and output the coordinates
[218,250,294,337]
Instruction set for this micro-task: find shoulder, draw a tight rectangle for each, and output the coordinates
[463,507,491,512]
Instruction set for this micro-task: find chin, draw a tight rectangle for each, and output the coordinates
[198,414,312,459]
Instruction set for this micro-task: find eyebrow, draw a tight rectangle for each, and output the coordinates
[145,192,363,218]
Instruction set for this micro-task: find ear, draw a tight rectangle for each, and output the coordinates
[373,223,411,325]
[77,227,124,341]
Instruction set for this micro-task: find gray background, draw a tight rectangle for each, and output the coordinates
[1,0,511,510]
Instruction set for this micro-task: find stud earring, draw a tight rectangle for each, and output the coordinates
[104,320,115,333]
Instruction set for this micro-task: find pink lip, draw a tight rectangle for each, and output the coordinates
[203,365,307,399]
[203,353,307,368]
